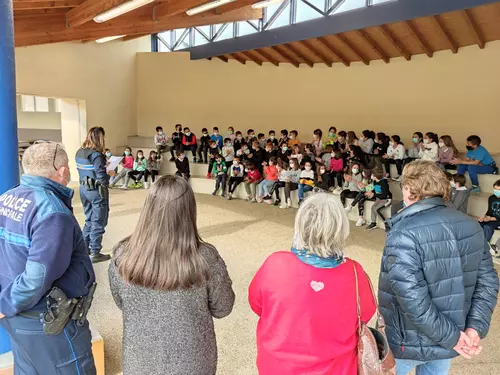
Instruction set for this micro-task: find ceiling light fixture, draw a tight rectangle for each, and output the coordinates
[94,0,154,23]
[251,0,285,9]
[186,0,235,16]
[96,35,126,43]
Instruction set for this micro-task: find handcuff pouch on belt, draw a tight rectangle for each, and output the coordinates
[81,176,109,199]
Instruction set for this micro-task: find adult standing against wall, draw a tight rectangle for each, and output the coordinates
[76,127,111,263]
[378,160,499,375]
[0,142,96,374]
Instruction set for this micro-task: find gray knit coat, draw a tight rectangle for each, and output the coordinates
[108,244,235,375]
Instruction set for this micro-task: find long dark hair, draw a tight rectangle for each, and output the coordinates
[115,176,210,290]
[82,127,105,153]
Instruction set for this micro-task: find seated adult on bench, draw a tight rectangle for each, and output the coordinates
[451,135,497,193]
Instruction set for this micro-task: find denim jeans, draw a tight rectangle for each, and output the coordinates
[298,184,313,200]
[80,186,109,255]
[481,220,500,241]
[258,180,275,197]
[457,164,494,186]
[396,358,452,375]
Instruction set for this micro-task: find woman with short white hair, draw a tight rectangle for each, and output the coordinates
[248,193,376,375]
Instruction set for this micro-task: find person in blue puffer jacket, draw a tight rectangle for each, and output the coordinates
[0,141,96,374]
[378,160,499,375]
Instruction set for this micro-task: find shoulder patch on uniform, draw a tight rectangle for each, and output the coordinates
[34,190,72,221]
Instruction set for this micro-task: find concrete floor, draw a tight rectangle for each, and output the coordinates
[77,188,500,375]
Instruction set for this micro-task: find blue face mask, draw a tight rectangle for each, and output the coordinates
[494,189,500,198]
[106,152,111,157]
[412,137,419,143]
[124,151,130,156]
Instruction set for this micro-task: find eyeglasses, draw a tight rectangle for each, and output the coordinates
[33,140,59,171]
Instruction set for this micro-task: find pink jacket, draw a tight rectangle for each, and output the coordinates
[249,252,376,375]
[330,157,344,172]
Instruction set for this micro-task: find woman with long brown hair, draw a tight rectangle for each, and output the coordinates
[108,176,235,375]
[76,126,111,263]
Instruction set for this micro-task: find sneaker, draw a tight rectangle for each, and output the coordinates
[193,158,197,163]
[206,173,212,179]
[227,193,232,200]
[135,182,143,189]
[345,206,353,213]
[280,204,289,209]
[274,200,281,206]
[256,197,263,203]
[246,196,252,202]
[119,185,128,190]
[287,200,292,208]
[366,223,377,231]
[471,185,481,193]
[90,253,111,264]
[144,182,150,189]
[263,195,272,200]
[221,193,226,198]
[489,243,498,256]
[298,199,303,206]
[391,176,401,182]
[334,187,342,194]
[250,198,257,203]
[212,191,217,196]
[356,218,366,227]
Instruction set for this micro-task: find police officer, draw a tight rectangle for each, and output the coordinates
[76,126,111,263]
[0,141,97,374]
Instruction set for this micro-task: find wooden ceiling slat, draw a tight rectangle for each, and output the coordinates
[469,3,500,42]
[431,15,458,53]
[254,48,279,66]
[240,50,263,65]
[215,0,257,15]
[66,0,129,28]
[461,9,485,48]
[334,34,369,65]
[379,24,411,61]
[316,36,350,67]
[271,45,300,68]
[154,0,208,20]
[122,33,149,41]
[13,0,83,11]
[283,43,314,67]
[217,55,229,62]
[299,40,332,67]
[354,29,389,63]
[230,52,247,64]
[405,20,433,57]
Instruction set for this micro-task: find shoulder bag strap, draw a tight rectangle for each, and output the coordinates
[352,259,362,335]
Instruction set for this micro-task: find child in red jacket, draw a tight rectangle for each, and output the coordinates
[243,162,263,203]
[182,126,197,163]
[258,157,279,202]
[329,149,344,191]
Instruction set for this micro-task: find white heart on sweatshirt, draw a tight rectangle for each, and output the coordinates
[310,281,324,292]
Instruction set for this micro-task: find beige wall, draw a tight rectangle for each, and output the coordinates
[15,37,150,153]
[16,96,61,130]
[137,41,500,153]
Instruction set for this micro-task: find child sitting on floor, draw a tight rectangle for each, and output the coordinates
[364,169,392,231]
[479,179,500,248]
[340,163,363,206]
[298,161,315,205]
[329,149,344,191]
[258,157,279,203]
[315,165,331,192]
[244,162,263,203]
[447,174,469,214]
[175,151,190,181]
[212,154,228,197]
[227,157,244,200]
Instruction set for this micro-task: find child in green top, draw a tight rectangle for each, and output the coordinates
[127,150,147,189]
[212,154,228,197]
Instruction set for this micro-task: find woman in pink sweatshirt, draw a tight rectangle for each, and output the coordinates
[249,193,376,375]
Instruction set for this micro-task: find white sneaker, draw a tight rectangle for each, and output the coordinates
[356,218,366,227]
[334,187,342,194]
[287,200,292,208]
[345,206,353,213]
[119,185,128,190]
[144,182,150,189]
[280,204,289,209]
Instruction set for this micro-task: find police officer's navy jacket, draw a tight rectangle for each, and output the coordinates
[0,175,95,317]
[378,197,499,360]
[75,148,109,185]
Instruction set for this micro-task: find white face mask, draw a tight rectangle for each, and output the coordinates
[424,139,430,144]
[270,135,275,140]
[290,163,295,168]
[352,168,359,174]
[234,161,239,166]
[450,181,456,188]
[213,132,219,136]
[138,155,144,159]
[320,169,326,174]
[389,141,394,146]
[305,166,312,171]
[186,132,191,136]
[439,142,445,148]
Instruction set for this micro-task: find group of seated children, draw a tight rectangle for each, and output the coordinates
[108,147,160,189]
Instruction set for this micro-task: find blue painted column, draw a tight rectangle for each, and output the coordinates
[0,0,19,196]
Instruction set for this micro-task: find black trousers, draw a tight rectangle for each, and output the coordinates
[170,143,183,159]
[270,181,286,201]
[383,158,403,177]
[197,144,209,162]
[208,158,216,174]
[228,176,244,193]
[351,192,375,216]
[128,170,145,182]
[183,144,197,160]
[340,189,359,205]
[329,171,343,188]
[145,170,159,182]
[215,174,227,192]
[175,171,190,180]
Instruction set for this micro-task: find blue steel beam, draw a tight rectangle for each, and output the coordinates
[0,0,20,194]
[186,0,499,60]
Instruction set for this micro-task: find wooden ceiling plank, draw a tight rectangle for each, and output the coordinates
[270,45,300,68]
[461,9,485,49]
[334,34,369,65]
[230,52,247,65]
[153,0,207,20]
[254,48,279,67]
[316,36,350,67]
[431,15,458,54]
[217,55,229,62]
[122,33,149,41]
[299,40,332,67]
[378,24,411,61]
[14,0,82,11]
[354,29,389,63]
[283,43,313,68]
[215,0,257,15]
[240,50,263,65]
[66,0,129,28]
[405,20,433,57]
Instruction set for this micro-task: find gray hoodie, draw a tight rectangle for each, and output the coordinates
[447,186,470,214]
[344,172,363,192]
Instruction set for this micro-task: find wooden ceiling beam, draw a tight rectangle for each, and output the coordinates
[240,50,263,65]
[431,15,458,54]
[230,52,247,65]
[405,20,433,57]
[334,34,369,65]
[217,55,229,62]
[153,0,207,20]
[215,0,257,15]
[379,24,411,61]
[14,0,83,11]
[316,36,349,67]
[15,6,261,46]
[461,9,485,49]
[66,0,129,28]
[354,29,389,63]
[270,46,300,68]
[122,33,149,41]
[299,40,332,67]
[283,43,313,68]
[254,48,279,67]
